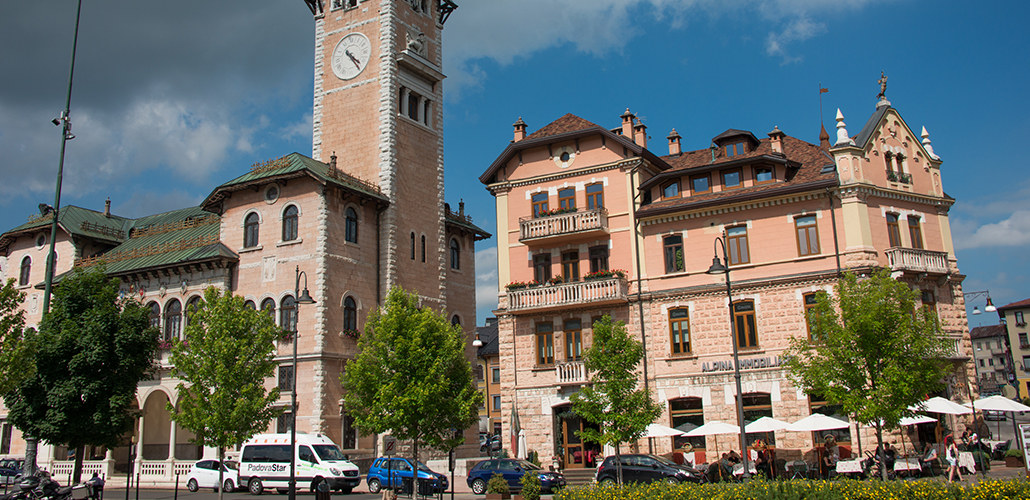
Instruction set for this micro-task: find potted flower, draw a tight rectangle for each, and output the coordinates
[485,473,510,500]
[1005,448,1024,467]
[505,280,540,291]
[583,269,627,281]
[547,275,565,286]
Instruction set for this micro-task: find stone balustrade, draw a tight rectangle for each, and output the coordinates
[556,360,588,385]
[519,208,607,242]
[507,276,628,313]
[884,247,949,275]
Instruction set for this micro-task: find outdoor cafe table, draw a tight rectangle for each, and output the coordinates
[732,462,758,477]
[894,458,921,473]
[958,452,976,474]
[835,459,863,475]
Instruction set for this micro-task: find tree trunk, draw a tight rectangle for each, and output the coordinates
[874,424,887,481]
[412,436,419,496]
[217,447,225,500]
[72,445,85,484]
[615,447,623,485]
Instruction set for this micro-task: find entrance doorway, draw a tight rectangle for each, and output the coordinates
[555,406,600,469]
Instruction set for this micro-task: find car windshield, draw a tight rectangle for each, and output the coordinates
[651,455,677,466]
[224,461,239,471]
[417,461,432,472]
[313,444,348,461]
[517,460,540,471]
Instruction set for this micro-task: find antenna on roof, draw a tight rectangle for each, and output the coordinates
[819,83,829,131]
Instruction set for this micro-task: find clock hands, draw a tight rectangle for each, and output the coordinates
[345,49,362,69]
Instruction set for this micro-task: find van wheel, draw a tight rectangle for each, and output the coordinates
[187,479,199,493]
[248,478,263,495]
[367,478,381,494]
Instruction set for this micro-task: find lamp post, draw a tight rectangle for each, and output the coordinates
[964,290,996,317]
[289,266,315,500]
[706,232,750,479]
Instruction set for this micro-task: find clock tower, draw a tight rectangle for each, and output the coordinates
[309,0,458,304]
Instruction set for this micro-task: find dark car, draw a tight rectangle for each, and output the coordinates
[467,459,564,495]
[0,458,23,485]
[480,436,502,454]
[365,457,448,495]
[595,454,703,485]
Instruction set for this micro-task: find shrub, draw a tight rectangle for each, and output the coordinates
[968,450,992,470]
[1005,448,1024,458]
[486,473,509,495]
[528,450,541,467]
[520,471,541,500]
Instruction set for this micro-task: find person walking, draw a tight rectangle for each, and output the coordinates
[945,435,962,483]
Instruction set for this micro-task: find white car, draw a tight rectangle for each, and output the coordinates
[186,459,240,493]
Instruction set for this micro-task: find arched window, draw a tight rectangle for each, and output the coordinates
[450,238,460,270]
[261,298,276,318]
[451,315,460,326]
[244,300,256,310]
[280,295,297,332]
[244,212,260,248]
[343,297,357,331]
[345,207,358,243]
[185,296,202,325]
[282,205,299,242]
[420,235,426,262]
[164,299,182,341]
[411,232,415,260]
[19,256,31,286]
[148,302,161,329]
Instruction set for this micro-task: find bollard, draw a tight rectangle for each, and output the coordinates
[315,481,331,500]
[174,472,179,500]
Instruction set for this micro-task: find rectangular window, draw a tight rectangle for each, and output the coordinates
[979,359,985,367]
[492,367,500,384]
[886,214,902,247]
[536,323,554,365]
[1018,311,1026,326]
[664,235,684,273]
[589,246,609,273]
[561,251,580,281]
[754,166,774,184]
[342,412,356,449]
[670,398,706,452]
[809,394,852,445]
[804,293,818,339]
[492,395,501,412]
[733,300,758,348]
[690,174,710,194]
[989,358,995,366]
[727,226,750,265]
[532,192,549,218]
[722,169,742,189]
[0,423,11,455]
[921,290,936,317]
[669,308,691,355]
[662,181,680,199]
[533,254,552,283]
[908,216,924,249]
[558,187,576,210]
[976,342,982,351]
[726,142,746,157]
[586,183,604,209]
[565,319,582,361]
[407,94,419,121]
[278,365,294,392]
[795,215,820,256]
[1020,332,1029,348]
[277,412,293,433]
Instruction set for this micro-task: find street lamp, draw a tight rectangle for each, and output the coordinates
[965,290,996,316]
[290,266,315,500]
[706,232,750,480]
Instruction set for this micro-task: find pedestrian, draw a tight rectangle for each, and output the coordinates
[945,435,962,483]
[86,472,105,500]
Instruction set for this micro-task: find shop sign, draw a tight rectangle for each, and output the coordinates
[701,355,789,373]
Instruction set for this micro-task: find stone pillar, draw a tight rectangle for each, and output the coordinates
[400,87,410,117]
[416,95,425,124]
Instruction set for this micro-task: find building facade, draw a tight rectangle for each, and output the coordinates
[997,299,1030,398]
[969,325,1014,397]
[481,95,975,469]
[0,0,487,483]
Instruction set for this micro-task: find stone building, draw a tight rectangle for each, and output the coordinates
[0,0,487,483]
[480,94,975,469]
[997,298,1030,398]
[969,325,1014,397]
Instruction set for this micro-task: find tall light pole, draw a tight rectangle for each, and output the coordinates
[706,232,750,480]
[290,266,315,500]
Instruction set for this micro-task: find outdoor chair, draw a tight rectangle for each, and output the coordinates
[791,460,808,479]
[774,458,787,480]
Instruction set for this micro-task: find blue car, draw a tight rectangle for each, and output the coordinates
[365,457,448,494]
[466,459,565,495]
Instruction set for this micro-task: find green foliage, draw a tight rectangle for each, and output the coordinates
[486,473,509,495]
[5,266,158,483]
[551,478,1030,500]
[0,278,35,396]
[342,286,481,463]
[1005,448,1023,458]
[570,316,662,483]
[168,287,285,450]
[527,450,541,467]
[784,270,950,477]
[519,469,541,500]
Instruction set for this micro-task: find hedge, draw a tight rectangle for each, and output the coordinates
[552,478,1030,500]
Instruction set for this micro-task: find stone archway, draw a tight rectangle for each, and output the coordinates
[141,391,171,460]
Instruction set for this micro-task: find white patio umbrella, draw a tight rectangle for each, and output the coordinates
[745,417,790,449]
[517,429,527,459]
[685,421,740,456]
[644,423,686,438]
[786,413,850,432]
[862,415,938,455]
[908,396,973,415]
[967,395,1030,448]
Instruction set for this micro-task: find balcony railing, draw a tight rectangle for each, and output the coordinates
[556,360,588,385]
[519,207,608,242]
[507,276,629,313]
[944,337,968,360]
[884,247,949,275]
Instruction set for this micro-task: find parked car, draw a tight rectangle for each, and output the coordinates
[984,410,1007,421]
[365,457,448,495]
[186,459,240,493]
[466,459,565,494]
[595,454,703,485]
[0,458,23,485]
[480,436,502,454]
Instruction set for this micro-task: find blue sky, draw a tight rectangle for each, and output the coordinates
[1,0,1028,327]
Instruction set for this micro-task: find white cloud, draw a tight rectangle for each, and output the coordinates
[475,245,499,320]
[113,189,205,219]
[765,16,825,64]
[953,210,1030,250]
[281,113,314,142]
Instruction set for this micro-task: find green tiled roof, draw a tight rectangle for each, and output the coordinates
[201,152,388,211]
[445,209,491,241]
[0,205,132,252]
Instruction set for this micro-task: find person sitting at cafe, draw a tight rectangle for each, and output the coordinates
[727,450,741,464]
[753,447,771,478]
[884,442,897,471]
[921,442,938,472]
[821,435,840,478]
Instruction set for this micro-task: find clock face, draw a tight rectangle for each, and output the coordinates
[331,32,371,81]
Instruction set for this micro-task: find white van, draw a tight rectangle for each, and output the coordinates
[239,433,360,494]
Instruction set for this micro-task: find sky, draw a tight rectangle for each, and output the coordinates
[1,0,1028,327]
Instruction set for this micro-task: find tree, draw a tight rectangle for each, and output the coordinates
[785,269,951,479]
[168,287,284,500]
[342,286,480,472]
[5,266,158,483]
[570,315,662,485]
[0,278,36,396]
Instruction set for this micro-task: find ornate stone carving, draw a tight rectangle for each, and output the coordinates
[406,29,427,57]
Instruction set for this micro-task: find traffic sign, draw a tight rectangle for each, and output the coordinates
[383,435,397,456]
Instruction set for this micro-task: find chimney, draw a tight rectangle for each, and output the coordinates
[768,126,785,154]
[633,120,647,148]
[104,197,111,217]
[329,151,338,174]
[513,117,527,142]
[667,129,682,155]
[620,109,635,142]
[459,199,465,217]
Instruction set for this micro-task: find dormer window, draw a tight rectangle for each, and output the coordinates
[722,169,742,189]
[755,167,774,184]
[726,142,746,157]
[662,181,680,199]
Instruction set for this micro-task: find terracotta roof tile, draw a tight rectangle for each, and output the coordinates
[998,298,1030,311]
[523,113,607,141]
[970,324,1007,339]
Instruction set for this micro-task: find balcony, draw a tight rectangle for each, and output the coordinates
[507,276,629,313]
[944,337,969,361]
[884,247,949,275]
[519,207,608,243]
[556,360,588,385]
